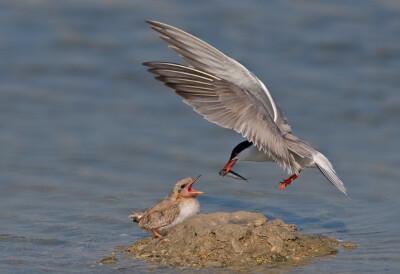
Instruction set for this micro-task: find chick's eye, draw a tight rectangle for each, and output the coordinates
[181,184,186,189]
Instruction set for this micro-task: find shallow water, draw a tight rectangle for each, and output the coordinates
[1,0,400,273]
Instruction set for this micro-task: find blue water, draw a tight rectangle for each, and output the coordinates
[1,0,400,273]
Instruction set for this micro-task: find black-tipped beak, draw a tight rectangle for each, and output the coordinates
[221,159,238,175]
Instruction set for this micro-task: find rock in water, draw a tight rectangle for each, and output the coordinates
[125,211,354,268]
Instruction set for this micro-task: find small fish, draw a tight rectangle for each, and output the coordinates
[219,169,249,183]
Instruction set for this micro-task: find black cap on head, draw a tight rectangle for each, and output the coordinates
[229,141,253,161]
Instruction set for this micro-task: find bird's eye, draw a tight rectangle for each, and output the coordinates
[181,184,186,189]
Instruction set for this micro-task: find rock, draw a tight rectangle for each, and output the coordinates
[125,211,354,268]
[100,252,117,264]
[342,242,357,249]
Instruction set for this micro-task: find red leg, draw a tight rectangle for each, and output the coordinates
[277,171,301,190]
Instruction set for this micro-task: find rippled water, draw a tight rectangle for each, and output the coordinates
[1,0,400,273]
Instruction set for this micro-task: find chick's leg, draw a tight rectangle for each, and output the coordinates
[153,230,163,238]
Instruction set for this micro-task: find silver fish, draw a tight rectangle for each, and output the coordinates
[219,169,249,183]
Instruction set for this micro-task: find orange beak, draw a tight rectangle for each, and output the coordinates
[222,159,238,175]
[187,175,205,195]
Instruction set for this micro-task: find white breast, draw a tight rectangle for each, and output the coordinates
[238,145,273,162]
[167,198,200,229]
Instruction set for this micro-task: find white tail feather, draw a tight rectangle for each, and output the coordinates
[313,152,348,196]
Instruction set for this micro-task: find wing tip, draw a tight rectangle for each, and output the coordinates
[316,163,349,197]
[145,19,159,26]
[146,20,173,33]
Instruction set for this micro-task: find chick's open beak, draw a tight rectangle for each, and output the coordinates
[187,175,204,195]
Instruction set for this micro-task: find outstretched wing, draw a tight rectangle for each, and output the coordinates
[146,20,291,134]
[144,62,293,171]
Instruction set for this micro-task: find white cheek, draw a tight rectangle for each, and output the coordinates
[236,149,252,161]
[237,146,272,162]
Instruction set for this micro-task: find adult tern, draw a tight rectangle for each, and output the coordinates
[143,20,347,196]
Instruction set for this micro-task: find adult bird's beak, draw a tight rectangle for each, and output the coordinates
[221,159,238,175]
[187,175,205,195]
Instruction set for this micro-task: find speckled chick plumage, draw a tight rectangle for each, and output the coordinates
[129,176,204,237]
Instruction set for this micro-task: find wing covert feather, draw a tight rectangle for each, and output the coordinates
[144,62,293,171]
[146,20,290,132]
[140,201,180,230]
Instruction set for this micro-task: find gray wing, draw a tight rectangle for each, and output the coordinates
[140,202,180,231]
[146,20,291,133]
[144,62,293,171]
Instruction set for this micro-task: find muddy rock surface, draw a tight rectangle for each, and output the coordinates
[125,211,352,268]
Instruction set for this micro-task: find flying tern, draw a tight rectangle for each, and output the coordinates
[143,20,347,196]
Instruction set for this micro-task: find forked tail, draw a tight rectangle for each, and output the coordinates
[313,152,348,196]
[129,212,143,223]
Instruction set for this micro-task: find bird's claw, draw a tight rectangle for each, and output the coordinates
[277,173,300,190]
[277,181,290,190]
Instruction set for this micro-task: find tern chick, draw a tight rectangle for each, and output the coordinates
[129,176,204,238]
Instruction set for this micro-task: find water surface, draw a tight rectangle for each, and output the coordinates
[1,0,400,272]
